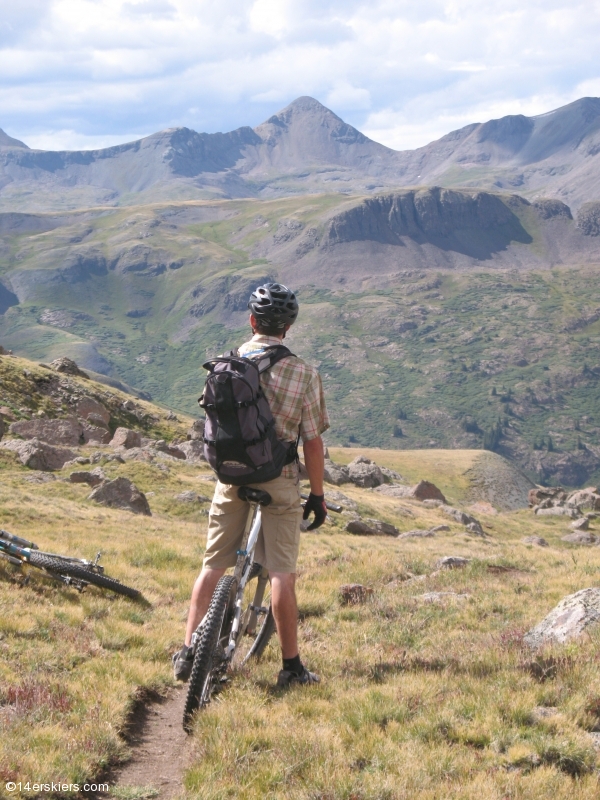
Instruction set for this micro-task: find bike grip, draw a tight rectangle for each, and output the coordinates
[300,493,342,513]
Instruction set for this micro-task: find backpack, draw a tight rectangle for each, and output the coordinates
[199,345,298,486]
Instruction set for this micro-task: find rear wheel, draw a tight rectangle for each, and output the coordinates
[183,575,237,732]
[27,552,140,598]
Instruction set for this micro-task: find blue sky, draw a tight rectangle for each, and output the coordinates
[1,0,599,152]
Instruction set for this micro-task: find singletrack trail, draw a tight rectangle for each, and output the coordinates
[97,687,192,799]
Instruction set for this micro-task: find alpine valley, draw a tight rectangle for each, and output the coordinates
[2,96,600,486]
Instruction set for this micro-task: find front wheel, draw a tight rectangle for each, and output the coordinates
[183,574,237,732]
[27,552,140,598]
[232,566,276,668]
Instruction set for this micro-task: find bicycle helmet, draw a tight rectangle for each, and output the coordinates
[248,283,299,328]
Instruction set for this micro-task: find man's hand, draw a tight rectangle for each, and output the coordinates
[302,493,327,530]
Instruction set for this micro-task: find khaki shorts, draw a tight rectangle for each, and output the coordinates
[203,475,302,574]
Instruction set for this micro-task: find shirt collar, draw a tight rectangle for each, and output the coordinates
[249,333,285,347]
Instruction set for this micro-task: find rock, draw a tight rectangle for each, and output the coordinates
[398,529,436,538]
[69,467,106,487]
[166,411,179,421]
[24,471,56,484]
[154,440,186,459]
[566,488,600,511]
[422,498,443,508]
[76,398,110,425]
[440,504,484,533]
[9,416,83,446]
[528,486,567,507]
[50,357,89,378]
[324,459,350,486]
[364,519,399,536]
[394,505,415,517]
[523,588,600,649]
[88,477,151,515]
[347,456,385,488]
[416,592,470,603]
[122,400,136,412]
[339,584,373,604]
[561,532,597,545]
[120,447,155,463]
[176,440,206,463]
[522,536,549,547]
[469,501,498,516]
[436,556,471,570]
[345,520,378,536]
[0,414,4,442]
[110,427,142,449]
[187,419,205,441]
[373,484,412,497]
[0,437,76,470]
[380,466,403,482]
[324,489,357,511]
[535,506,579,518]
[0,407,15,422]
[466,521,485,536]
[174,491,211,503]
[432,524,450,532]
[409,480,447,503]
[571,517,590,531]
[81,423,112,445]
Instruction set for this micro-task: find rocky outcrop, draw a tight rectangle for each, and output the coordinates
[76,397,110,425]
[187,419,205,440]
[88,477,151,515]
[523,588,600,649]
[346,456,385,488]
[577,202,600,236]
[10,416,82,446]
[69,467,106,487]
[0,437,75,470]
[440,505,484,535]
[175,440,205,463]
[49,357,89,378]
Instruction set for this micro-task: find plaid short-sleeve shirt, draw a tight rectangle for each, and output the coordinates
[238,334,329,478]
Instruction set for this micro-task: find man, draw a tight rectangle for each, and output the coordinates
[173,282,329,687]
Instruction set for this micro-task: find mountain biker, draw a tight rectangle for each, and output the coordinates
[173,282,329,687]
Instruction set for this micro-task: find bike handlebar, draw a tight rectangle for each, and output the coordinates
[300,493,343,513]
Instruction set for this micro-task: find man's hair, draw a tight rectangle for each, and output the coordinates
[253,319,286,337]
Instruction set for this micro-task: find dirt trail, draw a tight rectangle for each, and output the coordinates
[97,687,192,799]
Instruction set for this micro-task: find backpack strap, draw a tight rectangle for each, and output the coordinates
[249,345,296,374]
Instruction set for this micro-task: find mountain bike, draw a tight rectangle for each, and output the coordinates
[0,528,140,598]
[183,489,342,731]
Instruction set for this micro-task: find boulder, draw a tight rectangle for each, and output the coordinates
[324,489,357,511]
[76,398,110,425]
[88,477,151,515]
[69,467,106,487]
[363,518,399,536]
[466,521,485,536]
[187,419,205,440]
[561,532,597,545]
[347,456,385,488]
[566,488,600,511]
[571,517,590,531]
[409,480,447,503]
[9,416,82,446]
[523,588,600,649]
[345,519,378,536]
[528,486,567,507]
[50,357,89,378]
[380,466,403,482]
[81,423,112,445]
[535,506,579,519]
[522,536,549,547]
[324,459,350,486]
[436,556,471,570]
[0,437,75,470]
[398,529,436,538]
[440,505,484,534]
[373,484,412,497]
[110,427,142,449]
[175,440,206,463]
[154,440,186,459]
[339,584,373,604]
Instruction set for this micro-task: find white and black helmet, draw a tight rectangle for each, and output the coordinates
[248,283,299,328]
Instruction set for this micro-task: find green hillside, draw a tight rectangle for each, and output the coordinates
[1,194,600,486]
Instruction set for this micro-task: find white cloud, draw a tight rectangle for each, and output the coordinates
[0,0,599,151]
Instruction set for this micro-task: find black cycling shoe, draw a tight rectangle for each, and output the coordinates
[172,645,194,682]
[276,665,320,688]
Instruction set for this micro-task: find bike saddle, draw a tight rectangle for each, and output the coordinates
[237,486,272,506]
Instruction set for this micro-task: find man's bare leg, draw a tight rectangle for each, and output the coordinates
[184,566,225,647]
[270,572,298,658]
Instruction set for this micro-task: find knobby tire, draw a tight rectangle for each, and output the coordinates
[27,551,140,598]
[183,574,237,732]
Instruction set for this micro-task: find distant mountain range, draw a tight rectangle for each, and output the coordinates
[1,95,600,211]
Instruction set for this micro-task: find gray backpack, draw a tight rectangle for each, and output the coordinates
[199,345,298,485]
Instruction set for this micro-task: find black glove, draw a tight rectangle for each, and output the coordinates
[302,493,327,530]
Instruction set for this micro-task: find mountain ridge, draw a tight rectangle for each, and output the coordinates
[2,95,599,211]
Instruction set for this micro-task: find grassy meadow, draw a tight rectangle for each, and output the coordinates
[1,445,600,798]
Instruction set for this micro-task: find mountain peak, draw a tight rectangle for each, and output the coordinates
[0,128,29,149]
